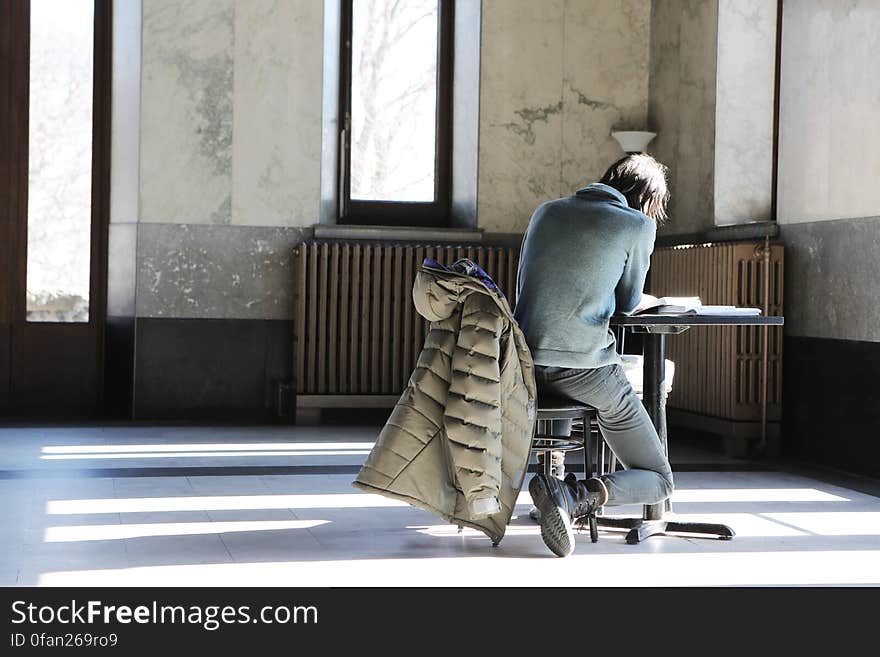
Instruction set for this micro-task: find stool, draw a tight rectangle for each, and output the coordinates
[531,396,600,543]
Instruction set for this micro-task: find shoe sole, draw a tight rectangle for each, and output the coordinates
[528,476,575,557]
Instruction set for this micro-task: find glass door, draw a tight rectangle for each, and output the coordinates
[0,0,110,418]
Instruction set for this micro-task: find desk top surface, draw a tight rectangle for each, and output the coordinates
[611,314,784,326]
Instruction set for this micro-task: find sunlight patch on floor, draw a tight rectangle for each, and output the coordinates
[42,442,376,454]
[41,450,371,460]
[46,493,409,515]
[669,488,849,503]
[760,512,880,536]
[44,519,330,542]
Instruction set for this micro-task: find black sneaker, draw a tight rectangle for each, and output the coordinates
[528,474,576,557]
[529,474,605,556]
[529,457,565,522]
[564,473,605,519]
[563,474,605,542]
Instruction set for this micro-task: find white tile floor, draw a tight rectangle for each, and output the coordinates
[1,424,879,586]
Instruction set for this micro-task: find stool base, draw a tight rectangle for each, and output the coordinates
[595,517,735,545]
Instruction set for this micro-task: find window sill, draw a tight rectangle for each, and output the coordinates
[313,224,484,243]
[656,221,779,247]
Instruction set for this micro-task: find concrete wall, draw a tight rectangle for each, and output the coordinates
[104,0,143,415]
[107,0,141,318]
[713,0,776,226]
[110,0,880,466]
[648,0,718,236]
[116,0,656,416]
[777,1,880,227]
[131,0,656,316]
[476,0,651,233]
[124,0,880,430]
[781,217,880,343]
[648,0,776,235]
[107,1,321,417]
[141,0,322,229]
[777,0,880,343]
[774,0,880,474]
[137,0,321,321]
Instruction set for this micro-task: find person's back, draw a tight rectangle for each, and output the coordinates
[515,154,676,558]
[514,183,654,369]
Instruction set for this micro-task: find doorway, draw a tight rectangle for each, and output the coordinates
[0,0,111,419]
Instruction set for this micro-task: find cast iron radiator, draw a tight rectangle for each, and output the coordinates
[647,241,784,442]
[291,240,519,416]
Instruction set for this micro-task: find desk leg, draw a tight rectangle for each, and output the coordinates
[643,333,665,523]
[595,332,735,544]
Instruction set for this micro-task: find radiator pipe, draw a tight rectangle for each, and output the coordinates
[757,237,771,455]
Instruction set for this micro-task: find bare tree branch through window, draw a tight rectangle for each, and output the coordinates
[350,0,438,202]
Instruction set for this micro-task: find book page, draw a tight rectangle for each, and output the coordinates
[661,296,700,307]
[641,296,702,314]
[632,293,662,314]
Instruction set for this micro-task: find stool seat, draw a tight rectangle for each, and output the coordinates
[536,395,595,420]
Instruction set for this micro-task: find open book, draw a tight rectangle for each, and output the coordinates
[633,294,761,316]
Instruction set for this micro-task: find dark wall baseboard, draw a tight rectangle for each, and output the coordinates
[783,335,880,478]
[104,315,135,418]
[132,317,293,422]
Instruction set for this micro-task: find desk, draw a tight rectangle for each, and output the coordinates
[600,314,785,544]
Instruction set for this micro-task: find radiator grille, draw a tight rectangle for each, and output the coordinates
[292,241,519,395]
[292,238,782,423]
[649,242,784,422]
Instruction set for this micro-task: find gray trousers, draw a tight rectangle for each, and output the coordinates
[535,364,674,506]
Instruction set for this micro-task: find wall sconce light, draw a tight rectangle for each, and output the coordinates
[611,131,657,154]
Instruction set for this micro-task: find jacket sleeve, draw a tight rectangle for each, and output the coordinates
[614,218,656,314]
[442,293,505,518]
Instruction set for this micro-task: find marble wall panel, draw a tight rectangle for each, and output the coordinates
[561,0,651,192]
[647,0,682,224]
[477,0,651,233]
[477,0,566,233]
[107,223,138,317]
[451,0,482,228]
[714,0,776,225]
[110,0,141,225]
[776,0,880,345]
[108,1,141,323]
[671,0,717,235]
[135,223,311,320]
[140,0,234,225]
[780,217,880,342]
[649,0,717,236]
[777,0,880,224]
[232,0,323,227]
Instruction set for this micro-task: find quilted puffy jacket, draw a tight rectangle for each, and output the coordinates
[352,259,537,544]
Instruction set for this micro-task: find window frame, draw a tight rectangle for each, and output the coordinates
[0,0,112,415]
[338,0,453,227]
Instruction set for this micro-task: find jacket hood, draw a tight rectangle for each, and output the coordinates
[413,263,507,322]
[412,267,462,322]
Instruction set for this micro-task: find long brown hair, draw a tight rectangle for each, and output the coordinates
[599,154,670,224]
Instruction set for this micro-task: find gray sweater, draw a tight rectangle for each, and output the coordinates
[513,183,655,369]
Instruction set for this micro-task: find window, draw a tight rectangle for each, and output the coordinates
[26,0,97,322]
[0,0,111,415]
[339,0,453,226]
